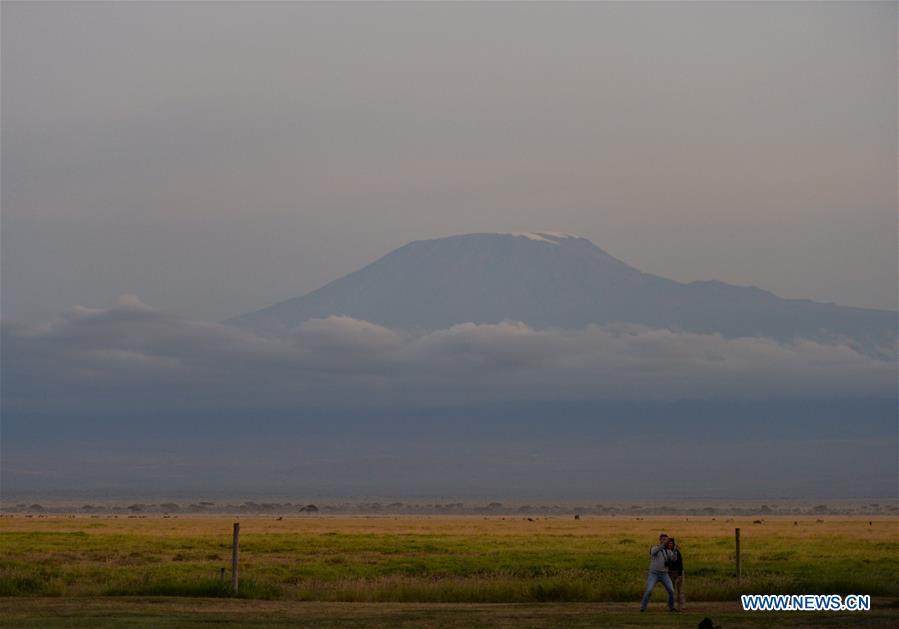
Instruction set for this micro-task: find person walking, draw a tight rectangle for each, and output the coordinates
[639,533,677,612]
[666,537,685,611]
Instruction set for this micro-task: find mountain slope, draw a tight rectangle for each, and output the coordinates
[227,232,896,351]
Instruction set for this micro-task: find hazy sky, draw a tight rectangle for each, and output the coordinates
[2,1,897,324]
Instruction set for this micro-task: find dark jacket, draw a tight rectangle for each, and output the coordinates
[667,548,684,577]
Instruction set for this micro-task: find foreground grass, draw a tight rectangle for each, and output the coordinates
[2,597,899,628]
[0,516,896,604]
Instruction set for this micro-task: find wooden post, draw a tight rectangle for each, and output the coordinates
[735,527,741,584]
[219,567,225,582]
[232,522,240,594]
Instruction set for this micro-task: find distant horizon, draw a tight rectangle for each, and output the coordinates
[4,491,896,511]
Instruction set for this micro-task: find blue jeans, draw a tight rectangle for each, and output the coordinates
[640,571,675,610]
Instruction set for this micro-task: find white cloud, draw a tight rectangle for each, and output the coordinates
[2,298,895,412]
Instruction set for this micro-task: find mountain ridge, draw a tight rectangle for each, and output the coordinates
[228,232,896,353]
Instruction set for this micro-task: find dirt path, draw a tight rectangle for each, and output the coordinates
[2,597,898,628]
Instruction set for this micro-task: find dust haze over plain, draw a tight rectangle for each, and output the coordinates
[1,2,897,500]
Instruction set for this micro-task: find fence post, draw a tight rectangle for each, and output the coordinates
[232,522,240,594]
[735,527,741,584]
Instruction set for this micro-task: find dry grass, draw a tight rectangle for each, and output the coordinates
[1,515,896,604]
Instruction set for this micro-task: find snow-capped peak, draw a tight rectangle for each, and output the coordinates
[498,231,580,244]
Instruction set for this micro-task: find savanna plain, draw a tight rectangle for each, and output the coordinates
[1,515,897,627]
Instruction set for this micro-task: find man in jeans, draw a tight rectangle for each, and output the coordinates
[639,533,677,612]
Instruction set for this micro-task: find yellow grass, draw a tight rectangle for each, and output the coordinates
[1,514,896,604]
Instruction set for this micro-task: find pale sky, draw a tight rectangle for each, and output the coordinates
[2,1,897,323]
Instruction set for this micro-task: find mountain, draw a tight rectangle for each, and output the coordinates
[228,232,896,351]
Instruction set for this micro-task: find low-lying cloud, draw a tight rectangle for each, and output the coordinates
[3,296,895,412]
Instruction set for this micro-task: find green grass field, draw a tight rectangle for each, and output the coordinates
[1,515,897,626]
